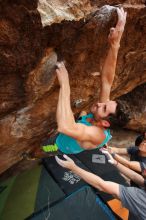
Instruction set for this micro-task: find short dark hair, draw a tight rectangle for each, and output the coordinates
[105,99,131,128]
[135,133,145,147]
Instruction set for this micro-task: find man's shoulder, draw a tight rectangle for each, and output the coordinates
[127,146,138,155]
[84,125,106,144]
[119,184,146,202]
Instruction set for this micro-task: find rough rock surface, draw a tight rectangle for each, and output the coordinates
[38,0,92,26]
[0,0,146,174]
[119,83,146,132]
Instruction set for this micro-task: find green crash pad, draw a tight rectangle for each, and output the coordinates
[0,165,65,220]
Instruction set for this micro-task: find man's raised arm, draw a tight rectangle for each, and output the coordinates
[100,7,127,102]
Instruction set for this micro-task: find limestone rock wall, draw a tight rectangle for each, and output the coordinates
[0,0,146,174]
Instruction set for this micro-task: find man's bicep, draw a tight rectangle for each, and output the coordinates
[67,123,100,143]
[59,122,85,140]
[75,124,100,141]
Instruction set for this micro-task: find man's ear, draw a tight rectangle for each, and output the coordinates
[100,120,110,128]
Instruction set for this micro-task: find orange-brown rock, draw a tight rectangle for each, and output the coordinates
[0,0,146,174]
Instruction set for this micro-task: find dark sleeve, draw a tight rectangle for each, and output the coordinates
[144,179,146,191]
[119,185,146,216]
[140,162,146,171]
[140,162,146,178]
[127,146,138,155]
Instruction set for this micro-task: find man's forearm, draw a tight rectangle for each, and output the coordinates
[114,154,129,167]
[56,83,75,131]
[100,45,119,102]
[72,164,120,197]
[116,161,144,187]
[115,154,141,172]
[109,146,127,155]
[72,165,105,191]
[101,45,119,83]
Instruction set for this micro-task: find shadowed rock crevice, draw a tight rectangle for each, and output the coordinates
[118,83,146,131]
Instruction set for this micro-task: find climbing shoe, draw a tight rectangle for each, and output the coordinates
[42,143,58,153]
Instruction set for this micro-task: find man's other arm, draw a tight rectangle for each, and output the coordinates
[100,8,127,102]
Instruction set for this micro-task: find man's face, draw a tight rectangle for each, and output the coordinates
[90,100,117,120]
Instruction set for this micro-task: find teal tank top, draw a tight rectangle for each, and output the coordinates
[56,113,112,154]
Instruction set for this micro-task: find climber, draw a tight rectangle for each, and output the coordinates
[27,7,128,159]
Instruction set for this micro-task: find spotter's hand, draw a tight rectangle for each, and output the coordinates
[55,155,75,170]
[100,148,115,164]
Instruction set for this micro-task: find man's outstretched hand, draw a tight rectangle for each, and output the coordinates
[55,155,76,170]
[56,62,69,87]
[108,7,127,48]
